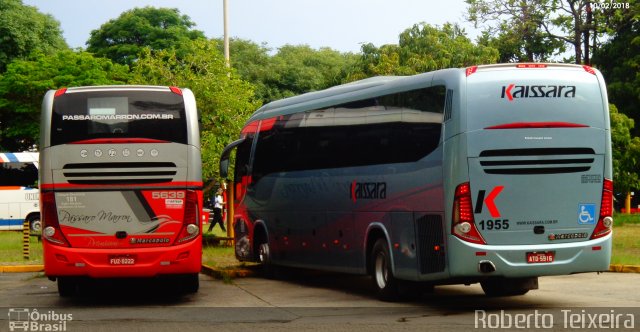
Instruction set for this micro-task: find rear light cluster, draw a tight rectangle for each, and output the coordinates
[591,179,614,239]
[41,192,70,247]
[175,190,200,244]
[452,182,486,244]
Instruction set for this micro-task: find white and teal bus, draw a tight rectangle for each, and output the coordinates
[220,63,613,300]
[0,152,40,232]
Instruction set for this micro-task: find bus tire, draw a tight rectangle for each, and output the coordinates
[371,239,401,301]
[57,277,77,297]
[258,242,276,279]
[182,273,199,294]
[27,213,41,233]
[481,277,537,297]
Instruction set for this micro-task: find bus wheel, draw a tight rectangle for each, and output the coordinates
[57,277,77,297]
[27,214,41,233]
[258,242,275,278]
[371,239,401,301]
[480,277,537,297]
[182,273,199,294]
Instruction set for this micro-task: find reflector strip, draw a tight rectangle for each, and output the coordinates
[485,122,588,130]
[68,138,169,144]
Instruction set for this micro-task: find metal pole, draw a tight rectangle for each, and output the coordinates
[223,0,230,68]
[22,219,30,260]
[226,180,234,240]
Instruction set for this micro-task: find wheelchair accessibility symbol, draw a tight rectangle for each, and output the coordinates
[578,204,596,225]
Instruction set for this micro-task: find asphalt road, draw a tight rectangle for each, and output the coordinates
[0,270,639,331]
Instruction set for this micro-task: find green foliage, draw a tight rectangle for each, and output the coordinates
[349,23,498,80]
[265,45,358,101]
[0,50,130,151]
[609,104,640,194]
[467,0,621,64]
[0,0,67,71]
[129,39,260,180]
[593,10,640,136]
[218,39,358,103]
[466,0,564,62]
[593,2,640,194]
[87,6,206,66]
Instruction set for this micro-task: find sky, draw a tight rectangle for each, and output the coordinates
[22,0,475,53]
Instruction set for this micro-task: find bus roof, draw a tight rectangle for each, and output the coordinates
[249,70,453,122]
[59,85,178,93]
[248,63,596,123]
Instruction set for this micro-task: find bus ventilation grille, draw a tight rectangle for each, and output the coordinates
[62,162,177,184]
[479,148,595,175]
[416,214,446,274]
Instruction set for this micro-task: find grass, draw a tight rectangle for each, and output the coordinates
[0,231,43,264]
[611,223,640,265]
[613,212,640,226]
[0,218,638,267]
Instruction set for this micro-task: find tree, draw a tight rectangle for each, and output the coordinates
[216,39,358,104]
[0,0,67,71]
[593,3,640,135]
[216,38,272,102]
[129,39,260,180]
[264,45,357,101]
[0,51,130,151]
[349,23,499,80]
[467,0,563,62]
[466,0,635,64]
[609,104,640,206]
[87,7,206,66]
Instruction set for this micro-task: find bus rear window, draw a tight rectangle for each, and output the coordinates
[51,90,187,145]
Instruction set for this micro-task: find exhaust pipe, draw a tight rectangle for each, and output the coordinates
[478,260,496,273]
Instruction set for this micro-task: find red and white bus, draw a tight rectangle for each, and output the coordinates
[39,86,203,296]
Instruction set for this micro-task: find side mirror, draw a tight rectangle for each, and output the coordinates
[219,138,246,179]
[220,158,230,179]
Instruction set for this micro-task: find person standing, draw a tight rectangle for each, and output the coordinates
[207,188,226,233]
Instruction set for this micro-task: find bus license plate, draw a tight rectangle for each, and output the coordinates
[526,251,554,264]
[109,256,136,265]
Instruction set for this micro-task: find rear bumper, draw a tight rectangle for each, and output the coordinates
[447,233,612,278]
[43,239,202,278]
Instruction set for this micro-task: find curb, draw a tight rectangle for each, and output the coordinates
[200,264,256,279]
[1,264,638,275]
[0,265,44,273]
[608,264,640,273]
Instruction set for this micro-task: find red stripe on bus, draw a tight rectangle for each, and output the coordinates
[68,138,170,144]
[484,122,588,130]
[40,181,203,190]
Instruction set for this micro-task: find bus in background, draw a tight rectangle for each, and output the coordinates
[220,63,613,300]
[0,152,40,232]
[40,86,202,296]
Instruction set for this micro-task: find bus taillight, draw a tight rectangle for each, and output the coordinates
[452,182,486,245]
[41,192,70,247]
[591,179,613,239]
[175,190,200,244]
